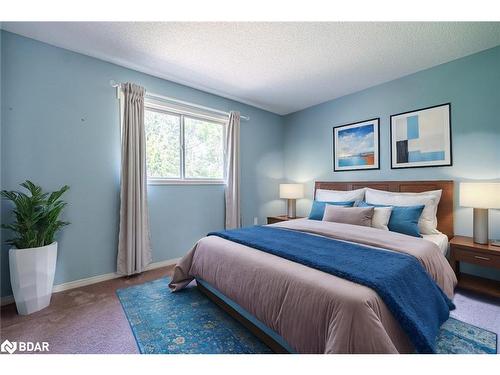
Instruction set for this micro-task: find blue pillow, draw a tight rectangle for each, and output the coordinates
[308,200,355,221]
[358,201,425,238]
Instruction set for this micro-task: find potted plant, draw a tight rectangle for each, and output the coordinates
[1,181,70,315]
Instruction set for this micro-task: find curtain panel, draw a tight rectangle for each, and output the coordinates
[224,111,241,229]
[117,83,152,275]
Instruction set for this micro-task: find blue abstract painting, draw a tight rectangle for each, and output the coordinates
[334,119,379,171]
[391,104,451,169]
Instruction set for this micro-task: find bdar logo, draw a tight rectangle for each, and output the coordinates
[1,339,17,354]
[0,340,49,353]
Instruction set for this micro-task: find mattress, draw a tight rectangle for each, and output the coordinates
[170,219,457,353]
[422,233,449,255]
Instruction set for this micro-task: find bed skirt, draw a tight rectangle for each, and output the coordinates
[196,278,295,353]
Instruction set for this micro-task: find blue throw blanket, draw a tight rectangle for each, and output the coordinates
[208,226,455,353]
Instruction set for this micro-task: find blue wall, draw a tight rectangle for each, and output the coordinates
[0,31,285,297]
[0,28,3,251]
[2,30,499,298]
[284,45,500,280]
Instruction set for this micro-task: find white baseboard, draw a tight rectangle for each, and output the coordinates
[144,257,180,271]
[1,295,15,306]
[0,257,180,307]
[51,271,120,294]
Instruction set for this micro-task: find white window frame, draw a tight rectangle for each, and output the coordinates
[145,98,227,185]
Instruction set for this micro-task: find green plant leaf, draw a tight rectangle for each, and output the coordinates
[1,180,70,249]
[47,185,70,205]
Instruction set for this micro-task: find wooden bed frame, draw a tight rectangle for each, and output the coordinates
[198,179,455,353]
[197,281,290,353]
[315,180,454,239]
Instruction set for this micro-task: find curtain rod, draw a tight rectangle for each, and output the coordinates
[110,80,250,121]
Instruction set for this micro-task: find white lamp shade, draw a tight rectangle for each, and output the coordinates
[279,184,304,199]
[460,182,500,209]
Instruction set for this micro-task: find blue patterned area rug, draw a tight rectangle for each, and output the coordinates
[116,277,497,354]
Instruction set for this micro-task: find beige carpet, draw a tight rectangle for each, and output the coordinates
[0,266,173,354]
[2,265,498,354]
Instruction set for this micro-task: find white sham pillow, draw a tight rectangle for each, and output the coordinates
[315,188,365,203]
[371,206,393,231]
[365,188,442,235]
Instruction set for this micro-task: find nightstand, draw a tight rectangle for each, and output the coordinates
[267,215,304,224]
[449,236,500,299]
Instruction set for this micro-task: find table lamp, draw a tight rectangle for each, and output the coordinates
[460,182,500,245]
[279,184,304,219]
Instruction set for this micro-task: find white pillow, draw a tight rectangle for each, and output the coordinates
[315,188,365,203]
[371,206,393,231]
[365,188,442,235]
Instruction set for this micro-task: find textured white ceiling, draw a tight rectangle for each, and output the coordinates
[3,22,500,115]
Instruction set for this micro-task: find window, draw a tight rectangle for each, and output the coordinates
[144,101,225,184]
[184,117,224,179]
[145,110,181,179]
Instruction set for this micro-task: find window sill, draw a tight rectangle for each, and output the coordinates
[148,179,226,186]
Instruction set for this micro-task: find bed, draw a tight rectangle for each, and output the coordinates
[170,180,457,353]
[423,233,450,255]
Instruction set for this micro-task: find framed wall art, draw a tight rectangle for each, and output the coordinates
[333,118,380,172]
[390,103,452,169]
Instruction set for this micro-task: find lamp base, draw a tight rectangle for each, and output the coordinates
[473,208,489,244]
[287,199,297,219]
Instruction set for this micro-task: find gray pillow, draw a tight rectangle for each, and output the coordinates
[322,205,374,227]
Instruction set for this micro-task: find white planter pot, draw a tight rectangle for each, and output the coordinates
[9,242,57,315]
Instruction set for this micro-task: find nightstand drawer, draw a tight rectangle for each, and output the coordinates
[449,236,500,298]
[267,217,286,224]
[453,248,500,268]
[267,216,305,224]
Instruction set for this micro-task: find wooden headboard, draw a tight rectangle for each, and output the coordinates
[314,180,454,239]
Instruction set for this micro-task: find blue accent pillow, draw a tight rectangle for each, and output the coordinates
[358,201,425,238]
[308,200,355,221]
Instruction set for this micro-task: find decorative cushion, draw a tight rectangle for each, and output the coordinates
[365,188,442,235]
[308,200,355,221]
[357,201,393,230]
[322,206,375,227]
[361,201,425,238]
